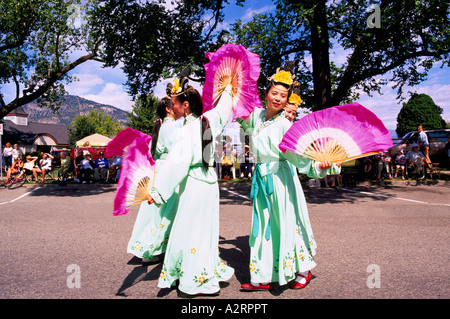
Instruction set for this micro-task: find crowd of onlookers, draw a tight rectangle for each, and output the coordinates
[1,143,123,185]
[2,134,449,185]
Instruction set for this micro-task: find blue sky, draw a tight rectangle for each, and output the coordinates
[3,0,449,132]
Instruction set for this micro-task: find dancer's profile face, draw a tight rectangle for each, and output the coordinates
[171,96,188,119]
[265,84,289,114]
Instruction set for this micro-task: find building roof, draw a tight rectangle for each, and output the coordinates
[6,106,28,116]
[1,119,69,146]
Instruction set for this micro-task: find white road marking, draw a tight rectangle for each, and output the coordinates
[339,187,450,207]
[0,187,40,206]
[220,187,251,201]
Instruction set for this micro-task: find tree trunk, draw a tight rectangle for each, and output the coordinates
[309,0,332,110]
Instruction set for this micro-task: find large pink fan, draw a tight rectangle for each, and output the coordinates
[105,128,151,158]
[202,43,262,120]
[279,103,393,163]
[112,137,156,216]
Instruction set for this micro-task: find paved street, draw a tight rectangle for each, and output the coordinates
[0,180,449,302]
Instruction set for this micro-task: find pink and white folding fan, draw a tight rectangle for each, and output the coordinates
[202,43,262,120]
[279,103,393,163]
[112,137,156,216]
[105,128,151,158]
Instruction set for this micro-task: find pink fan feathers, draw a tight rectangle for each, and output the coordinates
[202,43,262,120]
[113,138,156,216]
[279,103,393,163]
[105,128,151,158]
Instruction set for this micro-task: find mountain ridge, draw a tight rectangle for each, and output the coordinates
[23,95,129,126]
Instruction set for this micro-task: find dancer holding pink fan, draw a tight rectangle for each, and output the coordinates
[146,44,261,296]
[237,61,393,292]
[236,62,342,291]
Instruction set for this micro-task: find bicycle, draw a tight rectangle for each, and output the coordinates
[5,170,29,190]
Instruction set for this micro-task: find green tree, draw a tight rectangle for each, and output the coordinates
[89,0,244,96]
[396,93,445,137]
[126,94,160,135]
[232,0,449,110]
[68,110,123,147]
[0,0,102,119]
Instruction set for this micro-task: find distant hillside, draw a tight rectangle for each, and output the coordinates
[23,95,129,126]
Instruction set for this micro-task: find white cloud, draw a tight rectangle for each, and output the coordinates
[355,81,450,131]
[67,73,105,96]
[80,83,134,112]
[242,5,275,21]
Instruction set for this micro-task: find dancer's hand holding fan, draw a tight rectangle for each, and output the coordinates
[279,103,393,164]
[202,43,262,121]
[106,129,156,216]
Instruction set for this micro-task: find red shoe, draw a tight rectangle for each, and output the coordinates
[290,272,312,289]
[241,283,271,291]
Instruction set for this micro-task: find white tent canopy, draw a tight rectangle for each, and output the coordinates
[75,133,112,147]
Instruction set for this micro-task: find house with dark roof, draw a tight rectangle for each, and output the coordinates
[1,106,69,156]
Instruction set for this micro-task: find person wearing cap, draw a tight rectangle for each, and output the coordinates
[406,142,425,177]
[94,151,109,182]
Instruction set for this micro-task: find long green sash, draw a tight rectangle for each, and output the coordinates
[250,163,274,241]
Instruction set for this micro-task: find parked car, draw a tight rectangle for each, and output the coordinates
[388,129,450,165]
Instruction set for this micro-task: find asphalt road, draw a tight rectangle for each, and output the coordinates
[0,180,449,302]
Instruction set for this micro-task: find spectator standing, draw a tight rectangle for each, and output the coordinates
[376,151,392,180]
[2,142,13,173]
[12,144,21,162]
[417,125,432,169]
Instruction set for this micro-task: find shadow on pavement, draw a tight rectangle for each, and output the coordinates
[26,184,117,198]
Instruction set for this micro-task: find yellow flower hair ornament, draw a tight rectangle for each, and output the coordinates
[288,93,302,107]
[271,70,295,86]
[268,61,296,88]
[166,66,192,97]
[171,78,181,95]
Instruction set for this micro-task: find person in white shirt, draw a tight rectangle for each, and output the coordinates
[2,142,13,170]
[79,153,95,183]
[417,125,432,169]
[32,153,54,183]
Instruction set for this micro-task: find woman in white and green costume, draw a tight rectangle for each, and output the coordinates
[237,63,341,291]
[127,96,182,262]
[147,80,235,296]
